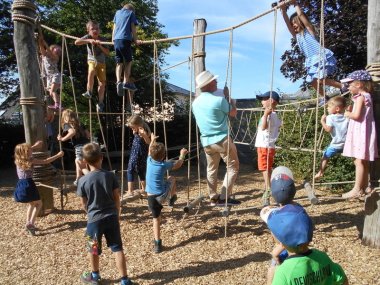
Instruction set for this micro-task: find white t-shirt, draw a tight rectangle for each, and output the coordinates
[255,112,282,148]
[326,113,348,149]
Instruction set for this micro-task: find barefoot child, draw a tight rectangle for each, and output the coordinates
[14,141,64,235]
[75,20,110,112]
[77,143,132,285]
[146,133,188,253]
[315,96,349,179]
[341,70,378,198]
[126,115,151,197]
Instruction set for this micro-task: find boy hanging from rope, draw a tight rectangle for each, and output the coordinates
[75,20,110,113]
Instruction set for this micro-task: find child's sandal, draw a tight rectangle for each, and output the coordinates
[364,187,375,196]
[342,188,364,200]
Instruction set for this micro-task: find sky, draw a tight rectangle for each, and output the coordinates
[156,0,301,99]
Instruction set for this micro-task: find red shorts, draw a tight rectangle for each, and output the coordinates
[257,147,275,171]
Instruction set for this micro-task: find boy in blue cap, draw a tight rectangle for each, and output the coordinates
[255,91,282,206]
[261,167,348,285]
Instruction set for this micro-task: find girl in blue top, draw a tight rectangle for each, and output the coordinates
[281,1,346,98]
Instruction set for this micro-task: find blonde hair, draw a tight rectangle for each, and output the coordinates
[128,115,151,136]
[61,109,85,139]
[14,143,32,170]
[356,80,374,93]
[329,96,347,108]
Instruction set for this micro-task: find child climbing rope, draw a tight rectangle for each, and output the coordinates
[280,0,347,103]
[14,141,64,235]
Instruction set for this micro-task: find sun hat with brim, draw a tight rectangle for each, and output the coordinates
[341,70,372,83]
[196,70,219,89]
[256,91,280,102]
[267,203,313,248]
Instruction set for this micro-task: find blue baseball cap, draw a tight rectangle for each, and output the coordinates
[341,70,372,83]
[267,204,313,248]
[256,91,280,102]
[271,166,296,204]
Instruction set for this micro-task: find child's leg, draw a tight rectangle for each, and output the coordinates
[50,83,60,104]
[98,80,105,104]
[167,176,177,196]
[88,252,100,273]
[139,180,146,193]
[114,250,128,280]
[361,159,370,190]
[86,66,96,93]
[315,158,329,179]
[116,63,124,83]
[153,216,161,241]
[75,158,84,181]
[29,200,42,225]
[354,158,367,191]
[96,63,106,103]
[26,203,33,225]
[123,61,132,84]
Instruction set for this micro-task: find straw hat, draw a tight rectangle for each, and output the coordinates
[195,70,219,89]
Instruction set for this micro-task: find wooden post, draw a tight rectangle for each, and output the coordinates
[362,0,380,248]
[193,19,207,83]
[13,0,56,213]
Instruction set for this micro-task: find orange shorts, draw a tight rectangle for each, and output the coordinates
[257,147,275,171]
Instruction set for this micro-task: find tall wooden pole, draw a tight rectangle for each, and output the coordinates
[193,19,207,84]
[13,0,57,213]
[362,0,380,248]
[12,0,45,146]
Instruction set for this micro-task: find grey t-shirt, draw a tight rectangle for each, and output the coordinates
[81,34,106,63]
[77,169,119,223]
[326,113,349,149]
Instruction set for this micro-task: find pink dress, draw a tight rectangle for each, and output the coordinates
[343,92,378,161]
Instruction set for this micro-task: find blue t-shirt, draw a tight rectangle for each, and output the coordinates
[192,92,231,147]
[146,156,174,195]
[113,8,138,41]
[77,169,119,223]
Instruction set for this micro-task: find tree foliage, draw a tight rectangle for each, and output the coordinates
[280,0,368,85]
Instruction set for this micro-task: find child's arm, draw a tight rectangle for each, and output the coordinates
[96,41,110,56]
[280,2,296,38]
[320,114,332,133]
[139,127,151,145]
[31,140,43,151]
[171,148,188,170]
[271,243,286,264]
[32,150,64,165]
[345,95,364,121]
[148,133,159,156]
[113,188,121,219]
[131,23,141,45]
[294,3,317,36]
[57,128,76,142]
[260,109,273,130]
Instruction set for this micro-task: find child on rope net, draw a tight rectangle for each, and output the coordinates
[57,109,90,186]
[261,166,348,285]
[14,141,64,236]
[315,96,349,179]
[254,91,282,206]
[77,143,133,285]
[340,70,378,199]
[146,133,188,253]
[280,0,348,105]
[125,115,151,197]
[38,31,62,110]
[112,2,141,98]
[75,20,110,113]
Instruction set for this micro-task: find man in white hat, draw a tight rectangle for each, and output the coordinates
[192,70,240,206]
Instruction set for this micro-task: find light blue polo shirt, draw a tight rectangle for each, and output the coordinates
[192,92,231,147]
[113,8,138,41]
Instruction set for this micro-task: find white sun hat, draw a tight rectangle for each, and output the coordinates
[195,70,219,89]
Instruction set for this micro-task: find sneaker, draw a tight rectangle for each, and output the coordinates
[210,197,219,207]
[121,278,133,285]
[154,239,162,253]
[117,82,125,97]
[168,194,177,206]
[262,190,271,207]
[123,82,137,91]
[340,83,350,97]
[73,180,78,186]
[96,102,105,112]
[26,223,36,236]
[217,197,241,206]
[80,272,101,285]
[47,103,62,110]
[82,90,92,99]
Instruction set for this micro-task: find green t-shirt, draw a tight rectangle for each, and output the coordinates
[272,249,346,285]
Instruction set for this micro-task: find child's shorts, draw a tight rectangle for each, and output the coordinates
[147,179,174,218]
[75,145,84,160]
[257,147,275,171]
[85,214,123,255]
[47,73,61,88]
[14,178,40,203]
[114,39,132,63]
[323,146,343,159]
[88,61,106,82]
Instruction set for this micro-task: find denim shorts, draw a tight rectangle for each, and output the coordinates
[114,39,132,63]
[85,215,123,255]
[323,146,343,159]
